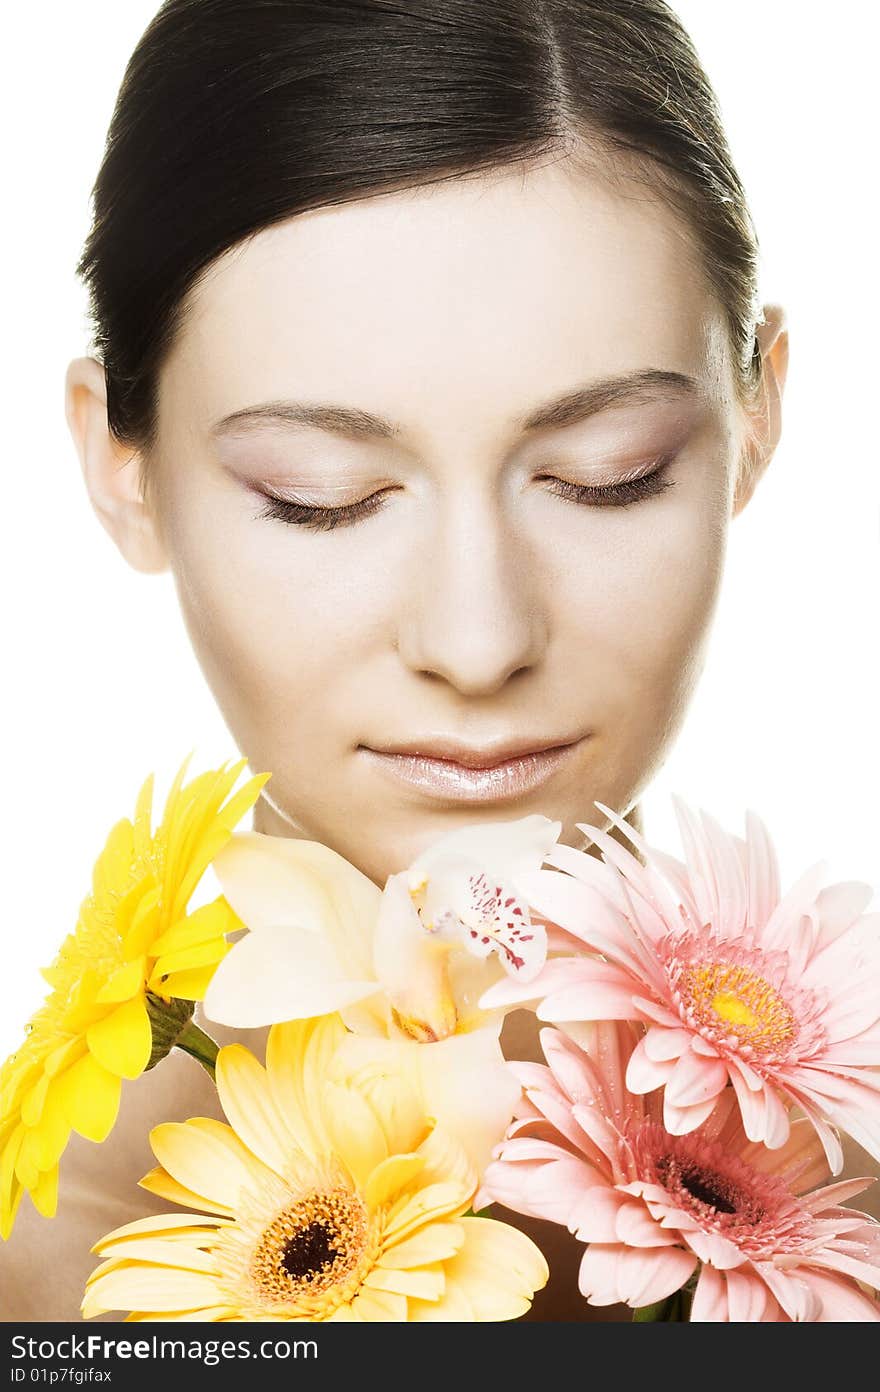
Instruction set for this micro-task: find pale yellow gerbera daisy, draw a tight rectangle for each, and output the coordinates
[0,756,269,1239]
[82,1015,549,1321]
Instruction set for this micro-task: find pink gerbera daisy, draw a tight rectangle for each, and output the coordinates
[484,797,880,1172]
[480,1023,880,1321]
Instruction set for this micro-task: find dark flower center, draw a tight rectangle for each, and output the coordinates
[280,1219,340,1279]
[250,1186,369,1306]
[676,1163,738,1215]
[657,1154,743,1217]
[631,1121,813,1261]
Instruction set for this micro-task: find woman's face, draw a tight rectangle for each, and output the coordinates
[144,157,747,885]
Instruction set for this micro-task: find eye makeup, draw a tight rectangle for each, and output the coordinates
[256,486,392,532]
[252,453,677,532]
[537,454,676,510]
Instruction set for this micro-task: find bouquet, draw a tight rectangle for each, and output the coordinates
[2,755,879,1322]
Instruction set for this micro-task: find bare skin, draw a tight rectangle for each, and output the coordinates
[65,156,787,881]
[3,153,803,1320]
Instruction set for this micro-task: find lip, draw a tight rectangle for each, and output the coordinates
[359,736,586,803]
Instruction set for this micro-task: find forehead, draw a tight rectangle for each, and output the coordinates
[162,158,730,440]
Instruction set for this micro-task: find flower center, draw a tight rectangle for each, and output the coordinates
[678,961,796,1050]
[280,1220,341,1279]
[661,1157,740,1216]
[631,1122,817,1261]
[251,1188,368,1302]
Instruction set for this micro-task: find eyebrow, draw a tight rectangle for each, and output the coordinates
[210,368,704,442]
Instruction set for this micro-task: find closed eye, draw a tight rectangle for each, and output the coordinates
[256,488,392,531]
[539,457,676,508]
[255,457,676,532]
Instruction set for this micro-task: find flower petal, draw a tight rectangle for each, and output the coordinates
[157,966,223,1002]
[625,1037,676,1095]
[382,1182,471,1246]
[439,1216,549,1320]
[86,997,152,1080]
[616,1243,698,1307]
[536,963,642,1023]
[322,1082,389,1189]
[148,936,229,987]
[55,1054,122,1142]
[82,1265,223,1318]
[203,924,380,1028]
[690,1262,729,1321]
[214,1044,295,1175]
[737,1116,828,1193]
[150,899,236,957]
[567,1186,627,1242]
[813,880,876,951]
[337,1025,517,1179]
[149,1119,270,1210]
[662,1092,721,1135]
[643,1028,694,1063]
[93,1211,232,1250]
[516,868,659,983]
[346,1288,408,1321]
[807,1270,880,1321]
[264,1016,347,1159]
[365,1155,426,1209]
[362,1264,445,1301]
[372,875,457,1041]
[211,831,381,975]
[576,1244,623,1305]
[411,815,562,885]
[94,958,146,1005]
[138,1167,235,1218]
[664,1050,728,1109]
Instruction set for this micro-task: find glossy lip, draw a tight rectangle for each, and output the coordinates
[358,736,587,803]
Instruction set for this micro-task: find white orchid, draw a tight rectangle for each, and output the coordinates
[203,815,561,1172]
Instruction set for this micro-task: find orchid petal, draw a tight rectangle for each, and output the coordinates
[409,814,562,885]
[211,831,381,977]
[203,925,380,1028]
[373,875,457,1041]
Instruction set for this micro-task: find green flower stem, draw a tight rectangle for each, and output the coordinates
[174,1021,220,1079]
[633,1289,686,1322]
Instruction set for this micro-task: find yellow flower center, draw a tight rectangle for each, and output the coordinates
[250,1187,369,1305]
[711,990,758,1031]
[679,962,796,1050]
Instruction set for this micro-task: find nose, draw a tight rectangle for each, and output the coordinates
[395,492,548,696]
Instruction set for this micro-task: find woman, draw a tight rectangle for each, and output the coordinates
[3,0,791,1320]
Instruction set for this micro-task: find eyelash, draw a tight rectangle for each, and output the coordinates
[257,490,390,532]
[256,457,676,532]
[540,457,675,510]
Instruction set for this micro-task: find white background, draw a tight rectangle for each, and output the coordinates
[0,2,877,1058]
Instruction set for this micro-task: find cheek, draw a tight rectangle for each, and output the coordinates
[163,499,389,739]
[552,490,726,708]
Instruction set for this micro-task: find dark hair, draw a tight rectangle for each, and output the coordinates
[77,0,762,461]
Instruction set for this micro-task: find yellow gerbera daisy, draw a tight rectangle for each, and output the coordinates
[0,756,269,1239]
[82,1015,549,1321]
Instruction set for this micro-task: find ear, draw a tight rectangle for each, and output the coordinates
[65,356,169,574]
[732,304,789,517]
